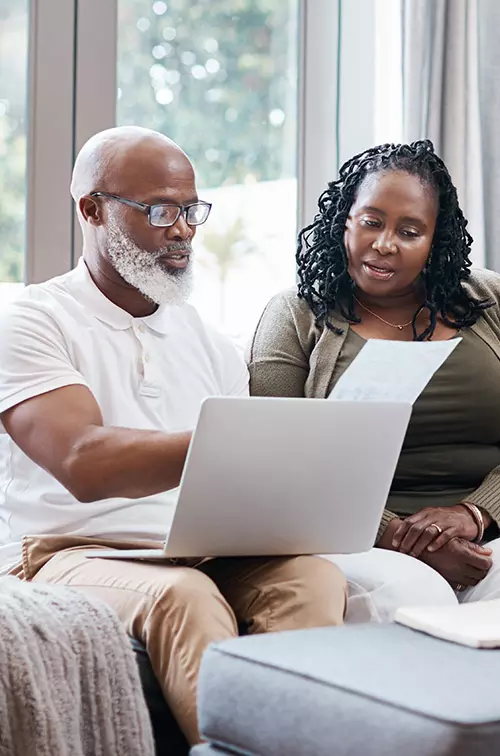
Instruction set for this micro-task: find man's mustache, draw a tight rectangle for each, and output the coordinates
[150,242,193,258]
[164,242,193,254]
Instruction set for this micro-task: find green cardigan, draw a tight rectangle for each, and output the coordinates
[248,268,500,541]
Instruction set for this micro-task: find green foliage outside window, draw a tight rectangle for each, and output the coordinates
[117,0,298,188]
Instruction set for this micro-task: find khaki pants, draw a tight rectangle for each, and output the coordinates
[17,535,346,745]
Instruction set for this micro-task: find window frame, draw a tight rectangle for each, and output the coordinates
[26,0,76,283]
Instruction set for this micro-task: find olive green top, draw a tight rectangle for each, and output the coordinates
[331,328,500,518]
[248,268,500,541]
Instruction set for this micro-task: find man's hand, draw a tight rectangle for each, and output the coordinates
[391,505,482,558]
[419,538,492,589]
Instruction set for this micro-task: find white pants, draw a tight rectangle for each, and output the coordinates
[324,537,500,623]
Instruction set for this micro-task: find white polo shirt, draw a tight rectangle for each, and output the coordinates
[0,258,249,573]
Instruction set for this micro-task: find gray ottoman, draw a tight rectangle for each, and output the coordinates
[193,623,500,755]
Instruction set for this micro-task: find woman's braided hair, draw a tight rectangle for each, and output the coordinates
[296,139,490,340]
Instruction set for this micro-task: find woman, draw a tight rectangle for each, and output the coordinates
[249,139,500,621]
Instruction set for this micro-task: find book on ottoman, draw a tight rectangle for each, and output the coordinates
[395,599,500,648]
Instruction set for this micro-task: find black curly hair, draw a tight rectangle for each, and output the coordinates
[296,139,490,340]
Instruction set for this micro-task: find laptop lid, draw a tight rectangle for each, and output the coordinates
[164,396,411,558]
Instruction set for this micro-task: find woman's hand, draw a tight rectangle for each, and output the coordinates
[391,505,480,558]
[376,517,403,550]
[419,538,493,589]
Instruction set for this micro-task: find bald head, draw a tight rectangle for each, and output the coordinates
[70,126,194,203]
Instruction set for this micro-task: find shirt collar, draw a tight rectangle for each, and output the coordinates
[67,258,174,335]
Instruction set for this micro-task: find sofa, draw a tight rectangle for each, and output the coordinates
[133,639,189,755]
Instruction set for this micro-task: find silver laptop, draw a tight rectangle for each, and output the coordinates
[89,396,411,560]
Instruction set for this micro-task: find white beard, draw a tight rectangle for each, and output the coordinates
[106,217,193,306]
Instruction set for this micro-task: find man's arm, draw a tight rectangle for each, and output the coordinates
[1,385,191,502]
[0,301,191,502]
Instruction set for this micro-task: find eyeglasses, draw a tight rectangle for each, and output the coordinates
[89,191,212,228]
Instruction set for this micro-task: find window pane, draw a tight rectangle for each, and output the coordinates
[374,0,402,144]
[0,0,28,298]
[117,0,299,340]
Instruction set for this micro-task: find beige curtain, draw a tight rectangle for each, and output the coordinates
[477,0,500,272]
[401,0,485,266]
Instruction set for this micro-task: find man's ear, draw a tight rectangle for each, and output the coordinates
[79,195,104,226]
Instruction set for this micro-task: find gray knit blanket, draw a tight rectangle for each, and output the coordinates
[0,577,155,756]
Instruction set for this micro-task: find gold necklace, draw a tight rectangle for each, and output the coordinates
[354,296,415,331]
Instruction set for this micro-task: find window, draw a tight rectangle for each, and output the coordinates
[336,0,403,164]
[13,0,399,307]
[374,0,403,145]
[117,0,300,340]
[0,0,28,301]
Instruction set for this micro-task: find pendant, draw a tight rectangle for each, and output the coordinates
[397,325,403,330]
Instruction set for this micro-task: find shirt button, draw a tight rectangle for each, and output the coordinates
[144,353,150,363]
[138,324,146,333]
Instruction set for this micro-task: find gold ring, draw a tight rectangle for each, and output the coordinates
[429,523,443,535]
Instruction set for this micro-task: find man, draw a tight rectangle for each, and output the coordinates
[0,126,346,745]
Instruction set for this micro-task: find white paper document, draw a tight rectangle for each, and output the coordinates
[329,337,461,404]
